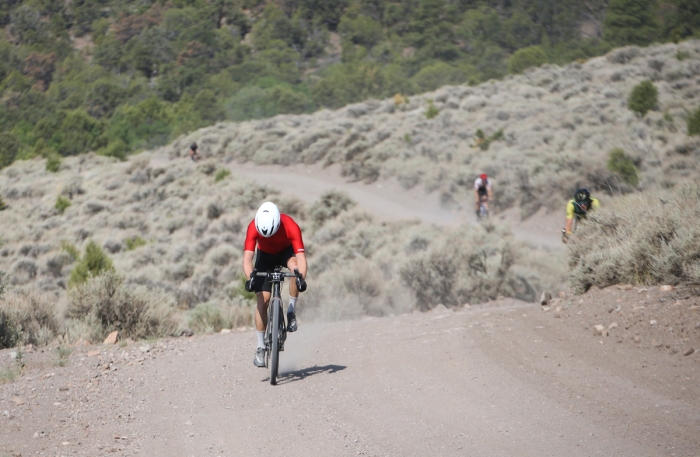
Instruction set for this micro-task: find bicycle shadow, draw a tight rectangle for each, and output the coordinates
[263,364,347,385]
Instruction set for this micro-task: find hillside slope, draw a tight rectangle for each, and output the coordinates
[177,40,700,217]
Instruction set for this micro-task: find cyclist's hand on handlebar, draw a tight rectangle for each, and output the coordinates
[294,269,307,292]
[245,270,257,292]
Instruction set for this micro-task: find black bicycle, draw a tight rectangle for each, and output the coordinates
[253,267,305,385]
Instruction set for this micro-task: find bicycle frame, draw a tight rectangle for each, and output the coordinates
[254,267,298,385]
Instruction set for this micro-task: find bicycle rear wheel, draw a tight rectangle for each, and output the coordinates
[478,203,488,220]
[269,297,282,385]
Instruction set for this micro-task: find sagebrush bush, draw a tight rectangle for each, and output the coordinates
[568,186,700,293]
[0,195,7,211]
[607,148,638,186]
[688,106,700,136]
[0,289,59,348]
[188,302,226,333]
[628,80,658,117]
[66,271,176,341]
[0,311,22,349]
[188,299,253,333]
[55,195,71,214]
[309,190,356,228]
[68,241,114,288]
[400,225,537,309]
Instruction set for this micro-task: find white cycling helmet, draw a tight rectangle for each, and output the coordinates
[255,202,281,238]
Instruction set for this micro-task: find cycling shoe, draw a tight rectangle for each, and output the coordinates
[253,347,265,367]
[287,310,298,332]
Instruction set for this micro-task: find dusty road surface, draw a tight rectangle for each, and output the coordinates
[2,295,699,457]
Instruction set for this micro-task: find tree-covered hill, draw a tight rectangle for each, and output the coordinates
[1,0,698,167]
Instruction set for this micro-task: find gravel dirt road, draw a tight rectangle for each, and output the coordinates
[2,294,699,457]
[220,161,566,251]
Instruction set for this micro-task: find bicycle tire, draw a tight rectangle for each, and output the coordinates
[269,296,281,385]
[478,203,488,220]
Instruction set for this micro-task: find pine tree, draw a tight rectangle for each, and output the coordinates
[603,0,659,46]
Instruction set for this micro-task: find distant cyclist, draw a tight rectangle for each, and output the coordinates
[242,202,307,368]
[563,188,600,242]
[188,142,200,162]
[474,173,492,218]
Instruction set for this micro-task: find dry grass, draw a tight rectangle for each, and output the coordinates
[568,186,700,293]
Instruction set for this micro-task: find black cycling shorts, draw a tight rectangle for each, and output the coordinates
[477,187,488,197]
[253,245,295,293]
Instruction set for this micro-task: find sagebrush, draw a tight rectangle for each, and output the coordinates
[0,289,59,349]
[66,271,177,342]
[568,186,700,293]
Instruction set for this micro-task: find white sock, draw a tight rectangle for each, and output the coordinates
[256,331,264,349]
[288,297,298,313]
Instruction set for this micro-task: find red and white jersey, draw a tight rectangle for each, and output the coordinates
[474,178,492,190]
[244,214,305,255]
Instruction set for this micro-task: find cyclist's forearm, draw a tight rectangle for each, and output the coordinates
[565,218,573,233]
[243,250,255,278]
[295,253,307,279]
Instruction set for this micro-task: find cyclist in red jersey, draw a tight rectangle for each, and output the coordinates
[242,201,307,367]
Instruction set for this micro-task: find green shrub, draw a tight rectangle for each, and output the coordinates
[688,106,700,136]
[55,195,71,214]
[66,271,176,341]
[568,187,700,293]
[0,132,20,169]
[309,190,356,228]
[0,195,7,211]
[628,80,658,117]
[424,100,439,119]
[411,62,468,92]
[508,46,548,74]
[45,153,62,172]
[607,148,639,186]
[68,241,114,288]
[214,168,231,182]
[61,241,80,261]
[676,50,690,61]
[55,345,73,367]
[474,129,504,151]
[125,236,147,251]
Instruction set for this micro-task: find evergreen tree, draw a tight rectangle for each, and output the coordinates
[663,0,700,40]
[603,0,659,46]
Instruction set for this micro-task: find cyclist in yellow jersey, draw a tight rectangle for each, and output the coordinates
[563,188,600,242]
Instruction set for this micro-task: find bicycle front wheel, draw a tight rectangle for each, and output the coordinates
[269,297,282,385]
